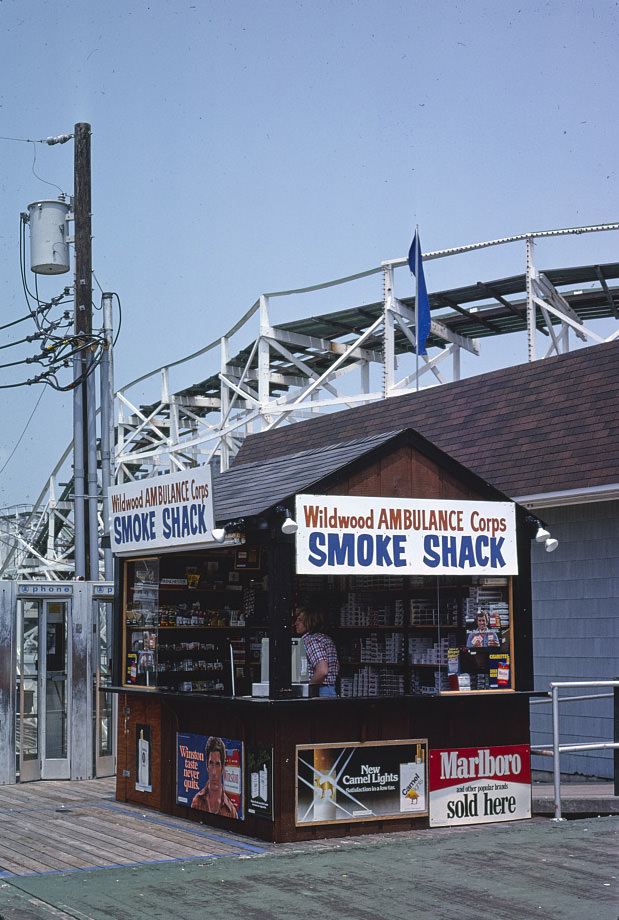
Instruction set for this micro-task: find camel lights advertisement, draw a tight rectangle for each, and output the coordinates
[429,744,531,827]
[294,495,518,576]
[296,740,428,826]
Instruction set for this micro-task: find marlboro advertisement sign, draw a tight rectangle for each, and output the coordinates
[429,744,531,827]
[295,495,518,576]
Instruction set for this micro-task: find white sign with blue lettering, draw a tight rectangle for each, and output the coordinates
[109,466,215,556]
[295,494,518,576]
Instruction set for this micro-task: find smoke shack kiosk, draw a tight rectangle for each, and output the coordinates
[110,428,535,842]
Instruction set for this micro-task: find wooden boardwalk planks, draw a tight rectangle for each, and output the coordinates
[0,777,267,876]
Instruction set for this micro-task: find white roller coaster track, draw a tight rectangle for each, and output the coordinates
[2,223,618,580]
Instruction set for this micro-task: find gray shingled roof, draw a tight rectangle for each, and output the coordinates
[212,431,400,521]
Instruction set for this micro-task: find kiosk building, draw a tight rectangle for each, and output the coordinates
[111,426,536,841]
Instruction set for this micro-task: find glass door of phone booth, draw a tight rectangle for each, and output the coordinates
[16,599,70,781]
[95,598,116,777]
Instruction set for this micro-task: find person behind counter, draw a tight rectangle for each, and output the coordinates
[191,736,238,818]
[294,606,340,697]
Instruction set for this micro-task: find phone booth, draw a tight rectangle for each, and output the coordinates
[0,580,116,784]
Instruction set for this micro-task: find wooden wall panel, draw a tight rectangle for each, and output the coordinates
[115,692,530,843]
[115,693,163,811]
[379,449,413,497]
[326,445,489,501]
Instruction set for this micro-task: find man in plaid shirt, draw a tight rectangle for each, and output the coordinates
[294,606,339,697]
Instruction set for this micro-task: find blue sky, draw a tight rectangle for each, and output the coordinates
[0,0,617,507]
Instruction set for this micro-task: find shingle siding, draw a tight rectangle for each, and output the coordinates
[530,501,619,778]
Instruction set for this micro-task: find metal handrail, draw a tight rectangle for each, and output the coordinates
[529,680,619,820]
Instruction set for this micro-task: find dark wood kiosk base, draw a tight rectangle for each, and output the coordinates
[116,690,531,843]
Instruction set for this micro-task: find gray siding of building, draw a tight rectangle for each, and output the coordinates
[530,500,619,779]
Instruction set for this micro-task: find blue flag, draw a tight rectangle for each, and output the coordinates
[408,230,431,355]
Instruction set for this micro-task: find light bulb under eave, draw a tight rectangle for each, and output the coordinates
[281,517,298,535]
[535,526,551,543]
[211,527,226,543]
[545,537,559,553]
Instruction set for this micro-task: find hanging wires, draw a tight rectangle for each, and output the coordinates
[112,291,122,346]
[0,305,53,332]
[0,388,46,475]
[4,133,119,392]
[10,206,105,390]
[30,140,66,195]
[0,132,72,191]
[0,134,47,144]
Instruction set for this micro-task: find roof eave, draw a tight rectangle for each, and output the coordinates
[514,483,619,509]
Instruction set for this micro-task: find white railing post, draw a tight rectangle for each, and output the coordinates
[551,683,563,820]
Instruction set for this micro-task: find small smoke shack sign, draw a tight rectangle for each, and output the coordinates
[108,465,215,555]
[429,744,531,827]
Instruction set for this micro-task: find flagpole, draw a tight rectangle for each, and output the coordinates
[415,224,419,391]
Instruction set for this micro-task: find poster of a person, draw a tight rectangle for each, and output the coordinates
[190,736,238,817]
[466,612,500,648]
[175,734,243,818]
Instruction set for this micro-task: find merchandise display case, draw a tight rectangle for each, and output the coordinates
[122,557,515,698]
[295,573,514,697]
[121,550,268,694]
[122,554,515,698]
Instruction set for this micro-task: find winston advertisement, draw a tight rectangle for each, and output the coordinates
[429,744,531,827]
[296,740,428,826]
[294,494,518,576]
[177,733,243,820]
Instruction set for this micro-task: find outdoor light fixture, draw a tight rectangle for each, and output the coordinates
[527,516,559,554]
[211,519,246,544]
[281,513,298,535]
[276,505,298,535]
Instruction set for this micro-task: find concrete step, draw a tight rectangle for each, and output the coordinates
[532,782,619,817]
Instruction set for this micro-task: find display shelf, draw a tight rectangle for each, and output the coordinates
[340,661,407,667]
[158,625,246,631]
[408,662,447,668]
[121,550,267,693]
[335,625,417,631]
[299,573,514,697]
[407,624,464,630]
[158,668,227,677]
[159,586,244,593]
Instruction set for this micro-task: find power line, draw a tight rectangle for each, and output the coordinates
[0,133,73,145]
[0,388,46,476]
[0,305,54,332]
[0,135,46,143]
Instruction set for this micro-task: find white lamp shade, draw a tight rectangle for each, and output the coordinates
[281,517,298,535]
[535,526,551,543]
[211,527,226,543]
[545,537,559,553]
